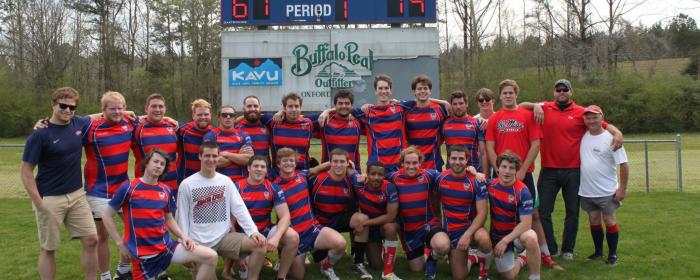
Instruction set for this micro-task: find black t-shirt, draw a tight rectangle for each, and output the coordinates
[23,116,90,197]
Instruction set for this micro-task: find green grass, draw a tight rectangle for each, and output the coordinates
[3,133,700,279]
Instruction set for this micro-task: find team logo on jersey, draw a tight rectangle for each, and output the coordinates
[234,136,240,142]
[418,176,425,183]
[121,125,129,131]
[75,130,82,136]
[295,177,302,183]
[430,113,437,120]
[464,182,471,191]
[343,188,349,196]
[158,192,166,200]
[496,119,525,133]
[261,127,267,133]
[378,194,385,201]
[465,123,474,130]
[348,120,354,126]
[390,105,396,113]
[264,191,270,199]
[508,194,515,203]
[167,127,174,133]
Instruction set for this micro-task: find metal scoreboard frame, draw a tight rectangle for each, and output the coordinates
[221,0,437,26]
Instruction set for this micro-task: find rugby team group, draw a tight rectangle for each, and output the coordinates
[21,74,629,280]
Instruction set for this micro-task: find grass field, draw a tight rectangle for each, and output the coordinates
[2,133,700,279]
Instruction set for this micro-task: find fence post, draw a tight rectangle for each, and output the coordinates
[644,141,650,193]
[677,134,682,192]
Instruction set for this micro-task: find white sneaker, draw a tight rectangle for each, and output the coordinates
[381,273,403,280]
[320,267,340,280]
[562,252,575,261]
[305,254,312,264]
[352,263,373,279]
[273,260,280,271]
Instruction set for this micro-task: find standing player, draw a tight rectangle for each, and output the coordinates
[442,90,486,172]
[579,105,628,266]
[236,96,271,159]
[237,155,300,279]
[520,79,623,260]
[388,146,451,279]
[203,105,254,182]
[101,150,219,280]
[307,89,363,172]
[435,145,492,280]
[269,93,315,171]
[350,162,402,280]
[273,148,347,280]
[177,99,213,183]
[21,87,98,280]
[176,142,268,280]
[488,152,541,280]
[84,91,137,280]
[486,80,563,271]
[474,88,496,120]
[132,93,178,196]
[404,75,449,171]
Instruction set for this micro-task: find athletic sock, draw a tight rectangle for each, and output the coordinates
[320,257,332,270]
[100,271,111,280]
[328,250,344,265]
[540,244,551,256]
[606,224,619,256]
[467,250,478,272]
[517,255,528,268]
[528,273,541,280]
[353,242,367,264]
[476,250,492,277]
[313,249,329,263]
[382,240,398,276]
[591,224,604,255]
[117,261,132,274]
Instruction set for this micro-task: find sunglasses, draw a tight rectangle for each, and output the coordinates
[220,112,236,118]
[57,103,77,111]
[477,97,492,103]
[555,88,570,93]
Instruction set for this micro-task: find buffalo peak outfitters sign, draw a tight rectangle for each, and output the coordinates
[221,28,440,111]
[229,58,283,86]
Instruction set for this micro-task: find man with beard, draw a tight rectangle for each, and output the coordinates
[270,93,315,171]
[520,79,623,261]
[442,91,487,172]
[236,96,271,160]
[177,99,214,183]
[203,105,254,182]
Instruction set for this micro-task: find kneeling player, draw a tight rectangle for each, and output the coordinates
[102,149,218,279]
[389,146,451,279]
[351,162,402,280]
[274,148,347,280]
[237,155,300,279]
[489,152,541,280]
[436,146,492,280]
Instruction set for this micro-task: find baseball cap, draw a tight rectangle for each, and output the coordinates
[554,79,572,90]
[584,105,604,116]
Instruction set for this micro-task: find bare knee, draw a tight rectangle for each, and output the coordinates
[602,214,617,227]
[474,230,492,251]
[350,213,369,228]
[431,233,451,255]
[383,223,398,238]
[520,230,539,249]
[81,235,98,248]
[284,229,300,247]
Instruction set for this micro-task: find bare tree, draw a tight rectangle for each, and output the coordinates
[451,0,496,87]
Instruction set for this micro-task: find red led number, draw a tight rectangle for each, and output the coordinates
[232,0,248,19]
[265,0,269,16]
[410,0,424,13]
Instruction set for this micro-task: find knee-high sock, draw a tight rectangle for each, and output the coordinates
[382,240,398,276]
[606,224,619,256]
[591,224,604,255]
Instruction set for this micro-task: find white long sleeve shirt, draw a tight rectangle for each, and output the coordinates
[176,172,258,247]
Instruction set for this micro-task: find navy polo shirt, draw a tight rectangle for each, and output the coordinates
[23,116,90,197]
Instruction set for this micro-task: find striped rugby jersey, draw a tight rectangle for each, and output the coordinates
[487,178,533,244]
[132,120,178,191]
[176,122,212,183]
[237,178,286,232]
[203,128,253,182]
[405,102,447,171]
[84,117,135,198]
[442,115,485,171]
[437,169,487,233]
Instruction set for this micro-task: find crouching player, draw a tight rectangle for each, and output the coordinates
[489,152,541,280]
[102,149,218,279]
[273,148,347,280]
[388,146,451,279]
[436,146,492,280]
[350,162,402,280]
[237,155,300,279]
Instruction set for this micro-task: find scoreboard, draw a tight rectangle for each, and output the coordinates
[221,0,437,26]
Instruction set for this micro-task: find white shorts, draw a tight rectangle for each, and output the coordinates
[171,243,189,264]
[267,225,278,239]
[86,196,112,219]
[494,251,516,272]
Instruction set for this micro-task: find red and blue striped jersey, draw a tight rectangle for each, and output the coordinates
[437,170,487,233]
[176,122,212,182]
[84,117,135,198]
[442,115,485,171]
[309,171,356,226]
[109,178,175,258]
[308,113,363,172]
[352,100,415,173]
[235,119,270,159]
[487,179,533,244]
[273,170,320,233]
[352,176,398,219]
[405,103,447,171]
[132,120,178,191]
[237,179,286,232]
[203,128,253,182]
[268,117,314,170]
[387,168,441,234]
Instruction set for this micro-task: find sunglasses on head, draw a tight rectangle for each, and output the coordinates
[57,103,77,111]
[477,97,492,103]
[555,88,570,93]
[220,112,235,118]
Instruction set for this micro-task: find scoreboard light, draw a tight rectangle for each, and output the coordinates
[221,0,436,26]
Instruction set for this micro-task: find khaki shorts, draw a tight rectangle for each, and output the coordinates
[33,188,97,250]
[212,232,247,259]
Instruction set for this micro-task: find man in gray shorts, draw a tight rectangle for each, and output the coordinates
[177,141,268,280]
[21,87,98,279]
[579,105,629,266]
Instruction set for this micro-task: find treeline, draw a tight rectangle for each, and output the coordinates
[0,1,699,137]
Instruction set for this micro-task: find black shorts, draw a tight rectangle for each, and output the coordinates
[405,227,444,260]
[327,210,353,233]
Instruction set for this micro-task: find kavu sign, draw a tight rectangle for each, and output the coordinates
[221,0,437,26]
